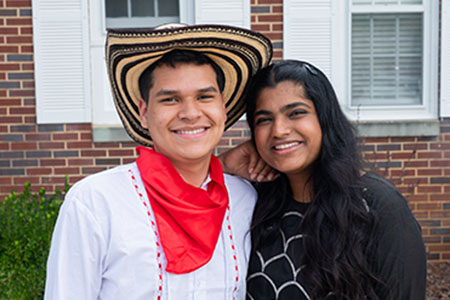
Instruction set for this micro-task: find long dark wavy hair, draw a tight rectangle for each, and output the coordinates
[246,60,388,300]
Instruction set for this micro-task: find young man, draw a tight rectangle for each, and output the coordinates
[44,24,272,299]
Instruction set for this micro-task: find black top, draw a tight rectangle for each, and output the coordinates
[246,173,426,300]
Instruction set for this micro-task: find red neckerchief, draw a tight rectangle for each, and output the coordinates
[135,146,229,274]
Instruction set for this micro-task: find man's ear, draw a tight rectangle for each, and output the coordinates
[221,94,227,122]
[138,98,149,129]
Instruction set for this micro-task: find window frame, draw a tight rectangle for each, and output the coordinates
[333,1,439,122]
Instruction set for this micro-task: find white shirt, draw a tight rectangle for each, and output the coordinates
[44,162,256,300]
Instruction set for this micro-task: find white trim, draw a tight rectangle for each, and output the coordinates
[33,0,91,123]
[351,5,424,14]
[441,0,450,117]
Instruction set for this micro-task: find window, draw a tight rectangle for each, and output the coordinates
[346,0,438,121]
[105,0,180,28]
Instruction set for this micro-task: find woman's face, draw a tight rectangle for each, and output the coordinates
[253,81,322,179]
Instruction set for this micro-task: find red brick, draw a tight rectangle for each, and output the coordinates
[0,27,17,35]
[11,141,37,150]
[6,36,32,44]
[251,24,270,31]
[23,81,34,88]
[26,168,52,175]
[20,27,32,35]
[389,169,415,177]
[272,24,282,31]
[40,159,66,167]
[430,160,450,167]
[0,73,5,80]
[430,194,450,201]
[407,194,428,202]
[431,211,450,218]
[123,158,135,164]
[0,98,21,106]
[13,176,39,185]
[251,15,256,22]
[412,211,429,218]
[20,45,33,53]
[403,143,428,150]
[39,141,65,149]
[80,132,92,140]
[0,177,12,185]
[120,141,138,148]
[108,149,134,156]
[66,123,91,131]
[0,107,6,115]
[10,107,34,115]
[1,185,24,194]
[41,176,66,184]
[54,167,80,175]
[364,137,389,143]
[67,141,93,149]
[6,0,31,7]
[25,133,50,141]
[273,50,283,59]
[0,45,19,52]
[443,253,450,260]
[258,15,282,22]
[417,203,441,210]
[24,116,36,123]
[445,186,450,194]
[68,175,85,184]
[417,186,442,193]
[9,89,34,97]
[417,151,442,159]
[94,142,120,148]
[52,132,78,140]
[0,143,9,150]
[68,158,93,166]
[263,32,283,40]
[390,152,416,160]
[363,153,389,160]
[272,5,282,13]
[81,149,106,157]
[258,0,282,3]
[423,236,441,244]
[0,63,20,71]
[82,167,106,175]
[22,63,33,70]
[404,177,428,185]
[417,169,442,176]
[406,161,428,168]
[428,245,450,252]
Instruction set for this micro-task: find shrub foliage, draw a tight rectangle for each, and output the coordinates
[0,181,69,299]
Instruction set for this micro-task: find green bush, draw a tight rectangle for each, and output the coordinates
[0,180,69,300]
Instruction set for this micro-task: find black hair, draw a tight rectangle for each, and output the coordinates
[138,49,225,103]
[246,60,389,299]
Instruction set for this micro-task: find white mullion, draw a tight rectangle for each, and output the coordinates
[369,16,374,101]
[395,15,399,101]
[155,0,159,17]
[127,0,131,18]
[351,5,423,14]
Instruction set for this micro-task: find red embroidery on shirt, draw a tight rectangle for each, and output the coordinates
[129,169,163,300]
[225,206,239,300]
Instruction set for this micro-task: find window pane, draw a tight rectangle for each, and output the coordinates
[105,0,128,18]
[131,0,155,17]
[158,0,179,16]
[351,13,423,106]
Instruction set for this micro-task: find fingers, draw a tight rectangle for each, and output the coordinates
[249,159,279,182]
[249,157,266,180]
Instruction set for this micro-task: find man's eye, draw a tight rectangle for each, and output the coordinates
[198,94,214,100]
[160,97,177,103]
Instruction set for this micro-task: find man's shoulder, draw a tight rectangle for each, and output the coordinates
[65,163,137,203]
[223,174,257,209]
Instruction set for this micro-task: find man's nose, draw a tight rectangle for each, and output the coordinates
[178,99,201,121]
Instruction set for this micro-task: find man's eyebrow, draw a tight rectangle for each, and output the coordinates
[198,86,219,93]
[155,89,178,97]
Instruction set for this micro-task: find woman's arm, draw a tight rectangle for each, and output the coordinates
[218,140,278,182]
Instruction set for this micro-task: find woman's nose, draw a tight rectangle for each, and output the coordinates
[272,117,291,138]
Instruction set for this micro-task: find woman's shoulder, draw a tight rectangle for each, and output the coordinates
[361,173,412,216]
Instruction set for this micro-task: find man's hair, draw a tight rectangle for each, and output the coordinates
[138,49,225,103]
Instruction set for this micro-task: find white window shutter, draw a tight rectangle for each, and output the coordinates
[194,0,250,29]
[33,0,91,123]
[441,0,450,117]
[283,0,332,76]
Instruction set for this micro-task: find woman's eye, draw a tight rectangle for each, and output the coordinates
[255,117,271,125]
[289,110,307,117]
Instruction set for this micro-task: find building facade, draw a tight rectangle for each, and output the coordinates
[0,0,449,262]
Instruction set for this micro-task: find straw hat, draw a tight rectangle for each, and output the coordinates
[106,24,273,146]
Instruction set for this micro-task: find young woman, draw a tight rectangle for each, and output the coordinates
[224,60,426,300]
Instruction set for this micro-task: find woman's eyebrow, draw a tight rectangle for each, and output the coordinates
[254,109,272,117]
[281,102,311,112]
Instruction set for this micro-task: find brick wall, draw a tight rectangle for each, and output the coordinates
[0,0,449,261]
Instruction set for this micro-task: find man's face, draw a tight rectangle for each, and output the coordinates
[138,63,226,166]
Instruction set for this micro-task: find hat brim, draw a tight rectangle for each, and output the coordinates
[106,24,272,146]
